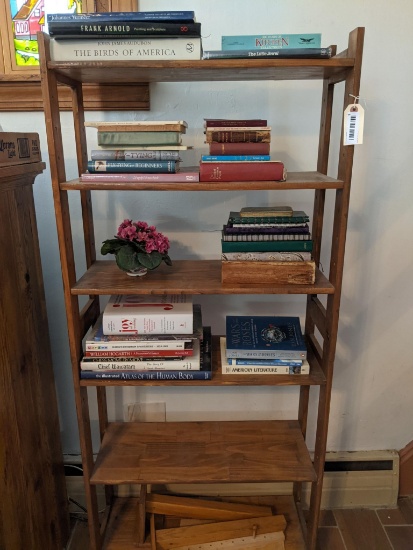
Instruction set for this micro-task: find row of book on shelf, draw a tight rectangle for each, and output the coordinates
[81,295,309,381]
[46,10,331,62]
[80,117,287,184]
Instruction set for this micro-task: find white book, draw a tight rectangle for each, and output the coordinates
[221,251,312,261]
[81,340,200,371]
[49,36,202,61]
[220,338,310,375]
[102,294,193,335]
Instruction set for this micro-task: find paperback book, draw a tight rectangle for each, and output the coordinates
[221,34,322,50]
[202,47,332,60]
[220,338,310,374]
[48,36,202,62]
[225,316,307,360]
[86,160,179,173]
[90,150,181,161]
[81,328,212,381]
[102,294,194,335]
[47,12,197,23]
[48,21,201,38]
[221,251,312,262]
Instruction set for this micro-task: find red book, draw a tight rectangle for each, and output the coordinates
[199,161,286,182]
[209,142,270,155]
[204,119,267,128]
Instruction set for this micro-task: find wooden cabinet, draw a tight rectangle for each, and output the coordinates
[38,27,364,549]
[0,163,69,549]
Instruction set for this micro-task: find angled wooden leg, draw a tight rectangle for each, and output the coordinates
[135,484,148,545]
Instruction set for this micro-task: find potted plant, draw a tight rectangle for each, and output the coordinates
[101,219,172,276]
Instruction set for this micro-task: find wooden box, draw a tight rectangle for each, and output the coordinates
[221,261,316,285]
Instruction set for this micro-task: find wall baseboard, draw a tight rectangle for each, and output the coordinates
[65,450,399,511]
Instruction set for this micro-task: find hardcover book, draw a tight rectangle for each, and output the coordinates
[48,21,201,38]
[0,132,41,167]
[240,206,293,217]
[199,161,286,182]
[228,211,309,224]
[225,317,307,359]
[221,240,313,252]
[86,121,188,133]
[81,339,201,371]
[223,225,309,235]
[47,12,196,23]
[205,130,271,144]
[48,36,202,62]
[209,142,270,156]
[201,155,270,162]
[97,131,182,147]
[203,47,332,60]
[90,150,181,161]
[220,338,310,374]
[80,171,200,183]
[86,160,179,173]
[204,119,267,128]
[221,251,312,261]
[102,294,194,335]
[81,328,212,381]
[221,34,322,50]
[222,232,311,242]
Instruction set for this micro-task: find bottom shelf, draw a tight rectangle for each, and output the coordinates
[103,495,306,549]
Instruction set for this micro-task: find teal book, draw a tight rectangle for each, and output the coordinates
[221,240,313,252]
[97,131,182,146]
[222,34,321,50]
[87,160,178,173]
[228,211,309,224]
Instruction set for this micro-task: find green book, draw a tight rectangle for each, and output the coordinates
[228,210,309,224]
[221,240,313,252]
[97,131,182,146]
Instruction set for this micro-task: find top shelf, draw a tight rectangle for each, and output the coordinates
[48,57,353,84]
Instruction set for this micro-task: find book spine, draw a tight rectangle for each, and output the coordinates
[0,133,42,166]
[47,12,196,23]
[49,36,202,61]
[203,47,332,60]
[204,119,268,127]
[84,348,193,356]
[221,251,312,261]
[205,130,271,143]
[221,240,313,252]
[227,357,306,366]
[199,161,285,182]
[224,225,309,234]
[201,155,270,162]
[222,233,311,242]
[80,370,211,380]
[226,349,306,360]
[80,359,200,371]
[209,142,270,155]
[90,150,181,161]
[97,131,182,146]
[48,22,201,38]
[228,212,309,224]
[222,364,309,374]
[221,34,322,50]
[80,172,199,182]
[87,160,177,173]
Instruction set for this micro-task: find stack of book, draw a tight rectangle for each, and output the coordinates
[46,10,202,61]
[221,206,315,284]
[199,119,286,182]
[203,32,331,60]
[80,120,200,183]
[221,315,310,375]
[80,296,212,381]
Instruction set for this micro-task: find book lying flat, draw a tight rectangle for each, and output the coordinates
[48,21,201,38]
[205,129,271,143]
[221,251,312,261]
[47,12,196,23]
[225,316,307,360]
[97,131,183,147]
[221,34,322,50]
[228,211,309,224]
[80,171,199,182]
[203,47,332,60]
[86,121,188,133]
[221,240,313,252]
[204,119,268,128]
[209,142,270,155]
[90,150,181,161]
[86,160,179,173]
[200,161,286,182]
[240,206,293,217]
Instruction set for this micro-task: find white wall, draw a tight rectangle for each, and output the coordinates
[2,0,412,454]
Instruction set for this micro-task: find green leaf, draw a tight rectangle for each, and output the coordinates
[163,254,173,266]
[101,238,124,255]
[137,251,162,270]
[115,244,140,272]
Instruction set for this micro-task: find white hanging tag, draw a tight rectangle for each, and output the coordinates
[343,103,364,145]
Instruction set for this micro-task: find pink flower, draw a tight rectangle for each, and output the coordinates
[116,219,169,254]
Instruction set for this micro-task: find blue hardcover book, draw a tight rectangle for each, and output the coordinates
[226,316,307,360]
[222,34,321,50]
[81,327,212,381]
[87,160,178,173]
[47,11,196,23]
[201,155,270,162]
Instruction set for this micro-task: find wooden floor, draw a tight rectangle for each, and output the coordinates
[68,497,413,550]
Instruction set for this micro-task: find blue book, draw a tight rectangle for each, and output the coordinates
[47,11,196,23]
[201,155,270,162]
[226,316,306,360]
[81,327,212,381]
[227,357,303,366]
[222,34,321,50]
[87,160,178,173]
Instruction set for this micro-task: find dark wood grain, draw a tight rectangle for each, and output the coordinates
[334,509,392,550]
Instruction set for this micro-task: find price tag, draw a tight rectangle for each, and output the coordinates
[343,104,364,145]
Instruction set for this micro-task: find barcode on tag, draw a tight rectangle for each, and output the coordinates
[343,105,364,145]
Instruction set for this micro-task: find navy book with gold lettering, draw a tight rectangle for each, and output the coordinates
[225,316,306,360]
